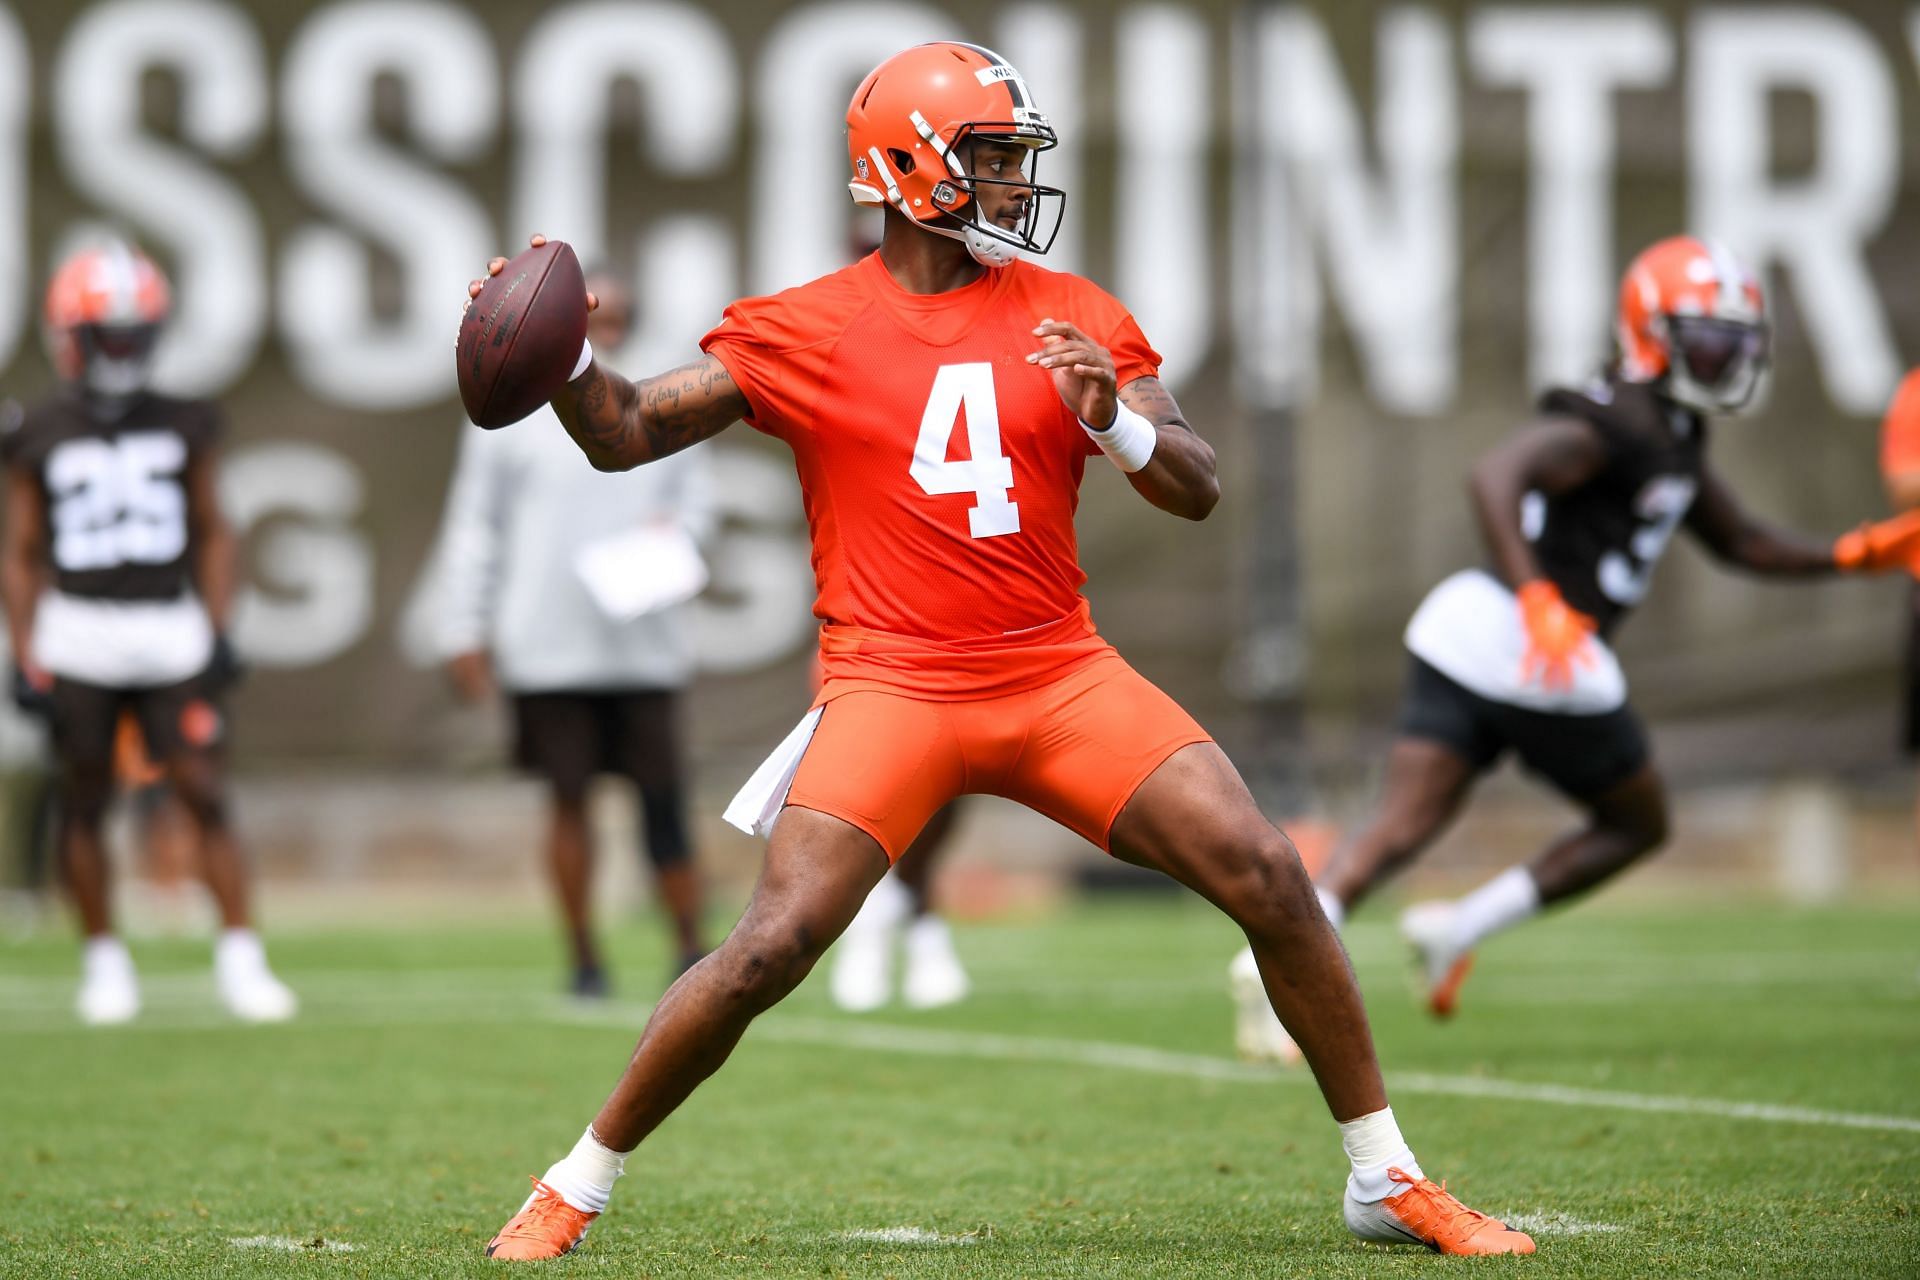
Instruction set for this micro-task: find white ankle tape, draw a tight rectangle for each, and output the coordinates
[1081,402,1156,473]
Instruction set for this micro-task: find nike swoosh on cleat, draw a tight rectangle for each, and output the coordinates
[1371,1216,1429,1247]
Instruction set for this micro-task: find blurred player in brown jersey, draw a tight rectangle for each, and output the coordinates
[1232,237,1920,1062]
[0,241,294,1025]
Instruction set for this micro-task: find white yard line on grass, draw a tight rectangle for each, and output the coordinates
[230,1235,355,1253]
[757,1018,1920,1137]
[6,969,1918,1138]
[1501,1211,1626,1237]
[842,1227,977,1245]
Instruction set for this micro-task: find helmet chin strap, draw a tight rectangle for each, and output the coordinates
[917,214,1021,267]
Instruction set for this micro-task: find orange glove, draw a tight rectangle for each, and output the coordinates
[1517,580,1598,692]
[1833,509,1920,574]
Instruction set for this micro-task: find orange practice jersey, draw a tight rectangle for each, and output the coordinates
[1884,369,1920,479]
[702,253,1161,698]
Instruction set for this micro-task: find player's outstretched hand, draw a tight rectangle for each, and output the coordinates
[1834,509,1920,576]
[1029,319,1116,429]
[1517,579,1598,692]
[465,234,599,315]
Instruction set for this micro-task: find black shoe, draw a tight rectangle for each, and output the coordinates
[570,965,609,998]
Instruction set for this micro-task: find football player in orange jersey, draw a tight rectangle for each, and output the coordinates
[475,42,1531,1261]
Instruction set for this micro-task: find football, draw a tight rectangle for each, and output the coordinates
[456,238,589,430]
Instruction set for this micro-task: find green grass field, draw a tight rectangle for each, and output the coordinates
[3,896,1917,1278]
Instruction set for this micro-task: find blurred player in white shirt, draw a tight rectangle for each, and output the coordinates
[435,272,713,994]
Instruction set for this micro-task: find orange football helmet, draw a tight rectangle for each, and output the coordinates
[44,240,170,394]
[1616,236,1768,415]
[846,42,1062,266]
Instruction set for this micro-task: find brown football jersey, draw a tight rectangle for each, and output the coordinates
[3,388,221,602]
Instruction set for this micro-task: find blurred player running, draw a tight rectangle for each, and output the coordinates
[474,43,1530,1260]
[0,241,295,1025]
[1232,237,1920,1063]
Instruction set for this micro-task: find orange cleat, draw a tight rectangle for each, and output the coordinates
[1399,901,1475,1019]
[1344,1167,1536,1256]
[1426,952,1475,1019]
[485,1177,599,1260]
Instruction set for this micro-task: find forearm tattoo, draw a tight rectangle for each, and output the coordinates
[562,356,742,466]
[1119,376,1194,433]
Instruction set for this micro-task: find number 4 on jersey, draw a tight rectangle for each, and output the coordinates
[910,362,1020,539]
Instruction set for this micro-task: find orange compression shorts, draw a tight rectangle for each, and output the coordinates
[784,650,1213,860]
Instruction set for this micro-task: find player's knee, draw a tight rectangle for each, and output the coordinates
[58,771,112,829]
[1212,828,1316,930]
[638,787,691,869]
[177,786,229,832]
[718,915,821,1012]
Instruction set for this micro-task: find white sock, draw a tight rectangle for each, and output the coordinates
[1315,887,1346,932]
[1340,1106,1422,1203]
[1448,867,1541,953]
[215,928,265,974]
[539,1126,627,1215]
[84,934,133,978]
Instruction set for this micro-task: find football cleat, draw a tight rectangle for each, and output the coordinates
[77,944,140,1026]
[1398,901,1474,1019]
[1228,945,1300,1064]
[215,937,298,1024]
[486,1177,599,1260]
[1344,1168,1535,1256]
[901,916,970,1009]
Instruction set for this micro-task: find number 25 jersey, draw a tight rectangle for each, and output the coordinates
[2,389,219,603]
[701,253,1160,691]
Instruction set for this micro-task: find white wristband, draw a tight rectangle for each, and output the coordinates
[1082,401,1156,473]
[569,337,595,382]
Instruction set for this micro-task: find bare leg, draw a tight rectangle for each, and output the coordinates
[1316,738,1478,915]
[590,806,889,1149]
[168,753,249,930]
[651,862,704,961]
[1526,765,1669,905]
[58,768,115,937]
[890,801,959,916]
[548,788,599,975]
[1110,743,1386,1122]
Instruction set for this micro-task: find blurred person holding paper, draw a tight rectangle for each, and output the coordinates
[435,270,713,994]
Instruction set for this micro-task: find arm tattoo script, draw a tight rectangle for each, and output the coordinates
[1119,376,1194,432]
[559,355,745,470]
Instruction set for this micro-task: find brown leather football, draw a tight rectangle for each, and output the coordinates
[456,239,589,429]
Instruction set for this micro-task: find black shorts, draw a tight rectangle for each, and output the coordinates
[511,688,684,796]
[1398,656,1650,800]
[50,674,226,775]
[1904,581,1920,755]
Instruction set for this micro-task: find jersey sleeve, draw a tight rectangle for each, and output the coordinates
[1105,308,1162,391]
[699,302,782,438]
[1882,368,1920,478]
[3,402,59,471]
[1537,381,1668,476]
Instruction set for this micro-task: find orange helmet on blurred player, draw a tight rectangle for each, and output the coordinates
[44,240,171,398]
[846,41,1063,267]
[1616,236,1768,415]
